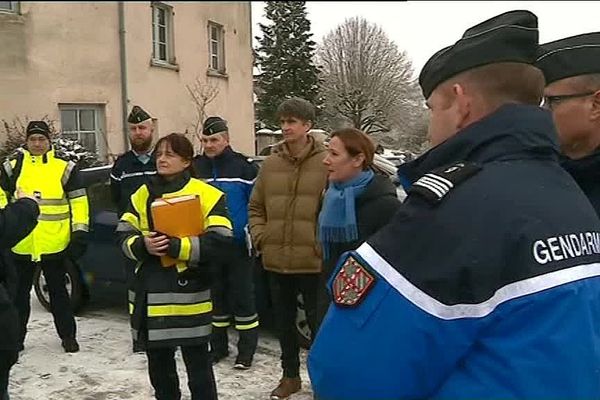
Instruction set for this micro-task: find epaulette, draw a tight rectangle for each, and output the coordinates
[408,161,482,204]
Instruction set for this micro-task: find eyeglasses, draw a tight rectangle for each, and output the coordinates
[541,92,596,110]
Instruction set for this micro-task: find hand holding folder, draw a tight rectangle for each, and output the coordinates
[150,194,204,267]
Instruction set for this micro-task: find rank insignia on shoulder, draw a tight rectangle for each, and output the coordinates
[333,254,376,307]
[408,161,481,204]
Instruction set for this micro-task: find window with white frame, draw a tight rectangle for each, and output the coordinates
[0,1,18,12]
[208,22,225,73]
[60,105,106,156]
[152,2,174,64]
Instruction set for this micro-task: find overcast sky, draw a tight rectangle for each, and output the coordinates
[251,1,600,77]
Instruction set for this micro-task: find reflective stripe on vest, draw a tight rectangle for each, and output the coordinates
[147,290,210,305]
[124,178,232,271]
[147,302,212,317]
[148,325,212,342]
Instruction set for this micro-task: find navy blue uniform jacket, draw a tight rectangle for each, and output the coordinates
[308,104,600,399]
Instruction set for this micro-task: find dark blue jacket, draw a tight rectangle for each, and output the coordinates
[194,147,258,246]
[562,152,600,216]
[308,104,600,399]
[110,151,157,216]
[0,198,39,351]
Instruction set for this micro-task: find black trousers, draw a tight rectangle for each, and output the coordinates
[146,344,217,400]
[14,257,76,346]
[268,271,319,378]
[211,245,258,361]
[0,350,17,400]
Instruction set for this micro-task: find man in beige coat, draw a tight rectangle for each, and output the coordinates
[249,97,328,400]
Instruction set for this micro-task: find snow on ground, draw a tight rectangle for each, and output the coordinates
[9,294,313,400]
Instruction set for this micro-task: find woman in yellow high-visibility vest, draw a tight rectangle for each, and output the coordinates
[117,133,232,400]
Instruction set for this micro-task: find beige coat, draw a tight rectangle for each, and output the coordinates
[249,136,328,274]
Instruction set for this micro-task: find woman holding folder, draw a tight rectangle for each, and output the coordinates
[117,133,233,400]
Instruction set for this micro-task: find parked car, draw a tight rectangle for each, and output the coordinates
[34,155,402,348]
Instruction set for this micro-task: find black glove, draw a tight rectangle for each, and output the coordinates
[68,231,89,261]
[166,236,182,259]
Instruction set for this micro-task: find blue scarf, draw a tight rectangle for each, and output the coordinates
[318,170,374,260]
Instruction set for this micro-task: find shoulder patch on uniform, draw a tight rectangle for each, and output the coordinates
[332,253,376,307]
[408,161,481,204]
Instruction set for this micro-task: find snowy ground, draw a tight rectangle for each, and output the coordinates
[8,292,314,400]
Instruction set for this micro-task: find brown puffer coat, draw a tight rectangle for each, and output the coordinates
[249,136,328,274]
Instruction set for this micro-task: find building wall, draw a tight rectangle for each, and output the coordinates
[124,1,254,155]
[0,1,255,161]
[0,2,123,159]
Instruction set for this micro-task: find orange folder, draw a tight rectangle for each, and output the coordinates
[150,194,204,267]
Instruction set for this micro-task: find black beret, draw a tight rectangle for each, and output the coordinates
[536,32,600,84]
[203,116,228,136]
[419,10,539,99]
[127,105,152,124]
[26,121,50,139]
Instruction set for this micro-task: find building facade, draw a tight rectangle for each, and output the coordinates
[0,1,254,161]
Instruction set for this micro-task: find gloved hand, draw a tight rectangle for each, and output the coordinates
[166,235,182,259]
[68,231,89,261]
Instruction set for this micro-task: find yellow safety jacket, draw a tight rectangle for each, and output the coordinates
[117,173,233,348]
[1,149,89,261]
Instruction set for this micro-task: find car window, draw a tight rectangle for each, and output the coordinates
[87,181,116,213]
[80,165,117,214]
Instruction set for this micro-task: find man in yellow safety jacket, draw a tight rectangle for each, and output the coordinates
[0,121,89,353]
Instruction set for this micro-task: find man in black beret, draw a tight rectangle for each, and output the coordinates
[193,116,259,370]
[309,10,600,400]
[536,32,600,214]
[110,105,157,217]
[110,105,157,353]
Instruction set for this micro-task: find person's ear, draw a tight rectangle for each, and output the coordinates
[352,153,365,169]
[304,120,313,132]
[453,83,472,130]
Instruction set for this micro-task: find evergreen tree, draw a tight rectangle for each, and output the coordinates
[255,1,321,128]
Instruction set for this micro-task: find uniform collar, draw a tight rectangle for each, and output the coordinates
[561,151,600,179]
[130,148,155,165]
[211,146,234,161]
[148,170,192,198]
[398,104,559,185]
[131,147,154,157]
[23,148,54,164]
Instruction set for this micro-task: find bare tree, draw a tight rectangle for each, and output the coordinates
[317,17,427,152]
[186,76,219,150]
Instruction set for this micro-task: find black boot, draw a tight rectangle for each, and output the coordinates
[61,338,79,353]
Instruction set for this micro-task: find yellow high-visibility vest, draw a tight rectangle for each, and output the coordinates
[2,149,89,261]
[119,177,232,273]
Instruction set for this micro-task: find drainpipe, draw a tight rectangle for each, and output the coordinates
[118,1,129,152]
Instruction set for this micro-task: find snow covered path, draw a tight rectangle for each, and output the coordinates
[9,295,314,400]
